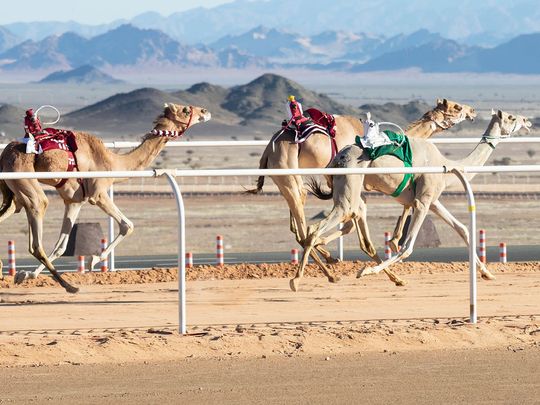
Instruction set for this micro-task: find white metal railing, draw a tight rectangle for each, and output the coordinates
[3,165,540,333]
[1,136,540,151]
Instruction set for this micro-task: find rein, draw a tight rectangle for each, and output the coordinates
[151,106,194,139]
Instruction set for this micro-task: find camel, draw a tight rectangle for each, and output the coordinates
[0,103,211,293]
[291,110,532,291]
[248,99,476,262]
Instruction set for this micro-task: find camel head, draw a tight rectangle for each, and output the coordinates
[482,110,532,148]
[436,98,477,124]
[152,103,211,138]
[491,109,532,136]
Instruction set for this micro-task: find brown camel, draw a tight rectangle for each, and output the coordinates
[248,99,476,262]
[0,103,211,293]
[291,110,532,291]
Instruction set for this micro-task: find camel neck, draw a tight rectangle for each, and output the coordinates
[406,119,440,138]
[452,119,501,173]
[113,122,176,171]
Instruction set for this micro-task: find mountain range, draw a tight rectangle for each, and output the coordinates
[2,0,539,46]
[1,23,539,74]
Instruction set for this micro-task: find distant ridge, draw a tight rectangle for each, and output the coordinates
[64,73,359,134]
[0,73,460,138]
[38,65,124,84]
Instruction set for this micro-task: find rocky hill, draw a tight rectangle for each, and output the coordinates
[38,65,124,84]
[0,104,26,137]
[0,74,475,138]
[358,101,432,127]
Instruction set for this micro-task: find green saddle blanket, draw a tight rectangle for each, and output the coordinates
[355,130,414,197]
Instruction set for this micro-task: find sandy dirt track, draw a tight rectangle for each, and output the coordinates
[1,350,539,404]
[1,261,539,404]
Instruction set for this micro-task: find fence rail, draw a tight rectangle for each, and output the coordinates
[3,164,540,333]
[1,136,540,151]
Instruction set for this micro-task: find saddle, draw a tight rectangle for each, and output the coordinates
[281,108,338,163]
[22,108,81,189]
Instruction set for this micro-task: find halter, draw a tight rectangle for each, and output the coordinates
[151,106,194,139]
[433,108,467,130]
[481,117,519,148]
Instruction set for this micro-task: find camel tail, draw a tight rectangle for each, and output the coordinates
[244,141,272,195]
[306,177,333,200]
[0,179,16,223]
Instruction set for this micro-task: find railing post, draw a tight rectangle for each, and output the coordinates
[451,169,477,324]
[163,172,186,335]
[108,185,116,271]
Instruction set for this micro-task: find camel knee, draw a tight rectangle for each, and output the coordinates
[119,220,134,236]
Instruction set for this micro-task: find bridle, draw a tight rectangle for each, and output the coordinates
[433,107,469,130]
[151,106,194,139]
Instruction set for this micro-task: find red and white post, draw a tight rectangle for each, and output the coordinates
[77,255,85,273]
[479,229,487,263]
[499,242,507,263]
[216,235,224,266]
[8,240,16,276]
[100,238,108,272]
[186,252,193,269]
[384,232,392,260]
[291,248,299,264]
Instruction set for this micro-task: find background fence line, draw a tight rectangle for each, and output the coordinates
[1,136,540,151]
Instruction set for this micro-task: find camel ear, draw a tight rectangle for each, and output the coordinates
[497,110,503,119]
[436,98,443,105]
[366,112,371,121]
[442,98,448,106]
[491,108,496,116]
[164,103,169,109]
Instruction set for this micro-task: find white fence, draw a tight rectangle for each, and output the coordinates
[2,136,540,152]
[2,164,540,333]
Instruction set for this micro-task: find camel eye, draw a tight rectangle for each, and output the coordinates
[369,122,374,128]
[182,107,190,115]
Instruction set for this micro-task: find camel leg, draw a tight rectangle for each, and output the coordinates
[276,175,337,264]
[16,181,78,293]
[429,200,495,280]
[290,203,352,292]
[88,193,134,270]
[388,207,412,252]
[353,213,406,286]
[359,196,432,278]
[23,202,83,281]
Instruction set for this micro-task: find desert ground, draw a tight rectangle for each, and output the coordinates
[1,73,540,403]
[1,262,539,404]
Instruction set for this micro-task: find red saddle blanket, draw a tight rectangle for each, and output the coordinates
[30,128,79,188]
[305,108,336,138]
[33,128,78,154]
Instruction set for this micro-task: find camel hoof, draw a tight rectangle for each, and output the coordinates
[325,256,340,265]
[289,278,300,292]
[357,267,373,278]
[14,271,29,285]
[64,284,79,294]
[481,273,496,281]
[394,279,406,287]
[328,275,341,283]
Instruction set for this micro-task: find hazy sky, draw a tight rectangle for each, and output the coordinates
[0,0,234,24]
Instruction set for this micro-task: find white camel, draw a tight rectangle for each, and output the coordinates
[291,110,532,291]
